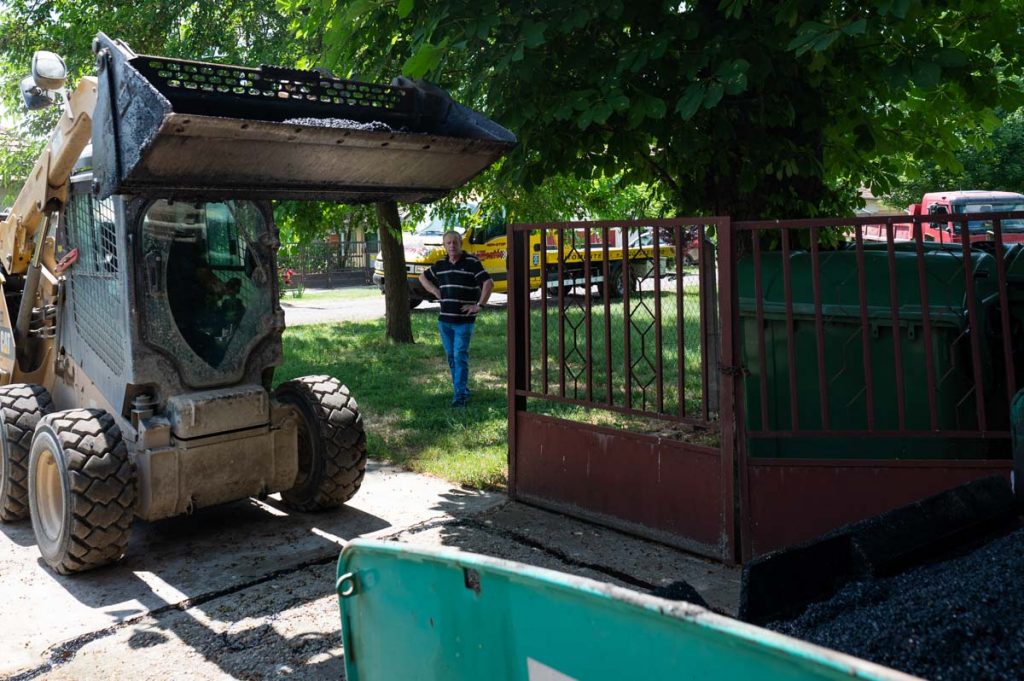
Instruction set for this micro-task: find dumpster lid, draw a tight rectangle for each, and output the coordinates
[90,33,516,202]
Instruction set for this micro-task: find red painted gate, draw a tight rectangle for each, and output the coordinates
[506,219,739,562]
[507,214,1020,564]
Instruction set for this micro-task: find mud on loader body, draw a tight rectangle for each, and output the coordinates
[0,34,515,574]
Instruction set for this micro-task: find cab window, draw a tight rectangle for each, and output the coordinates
[470,214,507,244]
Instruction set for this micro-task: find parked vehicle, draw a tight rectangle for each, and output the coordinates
[0,34,514,574]
[862,190,1024,243]
[374,212,674,307]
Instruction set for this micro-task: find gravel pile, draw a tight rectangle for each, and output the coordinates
[770,527,1024,680]
[283,117,394,132]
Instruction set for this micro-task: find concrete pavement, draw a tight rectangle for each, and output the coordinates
[1,462,740,680]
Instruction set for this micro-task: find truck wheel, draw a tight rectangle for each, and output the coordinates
[274,376,367,511]
[28,409,135,574]
[0,384,54,522]
[598,265,635,299]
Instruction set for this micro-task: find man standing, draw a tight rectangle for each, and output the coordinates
[418,230,493,407]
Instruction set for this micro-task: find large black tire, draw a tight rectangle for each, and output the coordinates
[0,384,54,522]
[274,375,367,511]
[598,264,634,299]
[28,409,135,574]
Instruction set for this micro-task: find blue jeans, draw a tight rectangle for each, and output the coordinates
[438,320,475,403]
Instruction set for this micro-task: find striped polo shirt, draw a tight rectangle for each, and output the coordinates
[425,253,491,324]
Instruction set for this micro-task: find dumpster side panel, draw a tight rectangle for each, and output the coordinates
[337,540,917,681]
[739,245,1009,459]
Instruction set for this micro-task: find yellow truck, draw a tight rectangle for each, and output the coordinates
[373,215,675,307]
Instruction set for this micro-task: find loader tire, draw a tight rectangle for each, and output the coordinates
[275,375,367,511]
[0,384,55,522]
[28,409,135,574]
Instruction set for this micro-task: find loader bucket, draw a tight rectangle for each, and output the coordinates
[89,33,516,202]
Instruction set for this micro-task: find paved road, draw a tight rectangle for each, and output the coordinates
[280,291,510,326]
[1,281,741,679]
[1,462,738,680]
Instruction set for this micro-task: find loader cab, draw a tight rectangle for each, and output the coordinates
[138,198,278,383]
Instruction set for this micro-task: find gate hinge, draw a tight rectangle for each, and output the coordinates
[718,363,748,377]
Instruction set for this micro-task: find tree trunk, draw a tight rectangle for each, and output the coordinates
[376,201,414,343]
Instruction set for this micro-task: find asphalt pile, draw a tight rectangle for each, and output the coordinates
[769,527,1024,680]
[283,117,393,131]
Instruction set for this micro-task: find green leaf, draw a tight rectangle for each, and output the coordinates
[522,20,547,49]
[608,93,630,111]
[591,102,613,125]
[626,104,646,129]
[675,84,705,120]
[937,48,968,69]
[397,0,414,19]
[717,0,745,20]
[854,124,874,152]
[979,108,1002,134]
[340,0,374,25]
[646,96,667,120]
[891,0,911,19]
[911,60,941,89]
[787,21,829,56]
[402,39,448,77]
[841,18,866,36]
[704,82,724,109]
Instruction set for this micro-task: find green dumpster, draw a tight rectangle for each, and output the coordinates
[336,539,918,680]
[739,241,1018,459]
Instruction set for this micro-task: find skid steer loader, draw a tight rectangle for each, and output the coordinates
[0,34,515,574]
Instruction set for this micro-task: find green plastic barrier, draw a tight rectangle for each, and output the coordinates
[336,539,917,681]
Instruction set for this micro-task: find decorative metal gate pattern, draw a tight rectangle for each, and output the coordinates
[506,218,738,562]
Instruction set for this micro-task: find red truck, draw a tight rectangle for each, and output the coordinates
[863,190,1024,243]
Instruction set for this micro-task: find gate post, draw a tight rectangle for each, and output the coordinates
[507,224,529,500]
[715,217,741,564]
[702,237,721,414]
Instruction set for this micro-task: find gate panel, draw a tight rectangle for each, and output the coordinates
[745,459,1012,557]
[507,218,736,563]
[514,412,730,559]
[731,213,1024,561]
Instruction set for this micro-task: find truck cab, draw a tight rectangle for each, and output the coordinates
[916,190,1024,243]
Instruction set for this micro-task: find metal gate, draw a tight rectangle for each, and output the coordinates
[729,214,1017,561]
[506,218,739,562]
[508,214,1019,564]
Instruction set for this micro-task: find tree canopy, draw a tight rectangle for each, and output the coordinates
[0,0,299,202]
[287,0,1024,219]
[885,107,1024,207]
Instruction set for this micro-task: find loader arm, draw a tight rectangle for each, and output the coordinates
[0,78,96,276]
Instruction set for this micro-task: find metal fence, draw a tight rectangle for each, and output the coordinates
[728,212,1020,559]
[277,240,378,287]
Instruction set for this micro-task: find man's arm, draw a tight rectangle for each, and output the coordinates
[462,278,494,314]
[419,271,441,299]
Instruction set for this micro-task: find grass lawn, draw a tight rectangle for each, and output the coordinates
[277,289,707,490]
[277,309,512,490]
